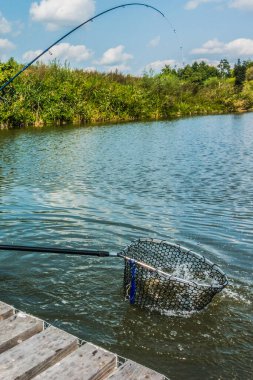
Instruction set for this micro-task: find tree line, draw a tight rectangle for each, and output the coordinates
[0,57,252,129]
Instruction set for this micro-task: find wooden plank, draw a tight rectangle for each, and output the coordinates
[0,326,78,380]
[108,360,165,380]
[33,342,117,380]
[0,312,43,354]
[0,302,14,321]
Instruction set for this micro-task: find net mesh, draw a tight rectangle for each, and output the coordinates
[121,238,228,313]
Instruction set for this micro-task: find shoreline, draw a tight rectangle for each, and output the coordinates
[1,108,251,131]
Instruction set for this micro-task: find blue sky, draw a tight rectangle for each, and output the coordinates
[0,0,252,75]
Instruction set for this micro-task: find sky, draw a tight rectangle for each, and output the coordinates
[0,0,252,75]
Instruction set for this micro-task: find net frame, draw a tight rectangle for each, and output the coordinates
[120,238,228,313]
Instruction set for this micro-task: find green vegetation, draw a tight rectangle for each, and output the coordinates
[1,58,253,129]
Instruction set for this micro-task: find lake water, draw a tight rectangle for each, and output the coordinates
[0,114,252,379]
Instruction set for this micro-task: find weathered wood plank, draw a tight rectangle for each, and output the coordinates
[0,326,78,380]
[108,360,165,380]
[0,312,43,354]
[0,302,14,321]
[33,342,117,380]
[0,301,166,380]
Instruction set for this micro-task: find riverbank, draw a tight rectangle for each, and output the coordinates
[1,58,253,129]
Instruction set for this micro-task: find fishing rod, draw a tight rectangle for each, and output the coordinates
[0,3,165,93]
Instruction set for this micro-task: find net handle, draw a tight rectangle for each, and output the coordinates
[0,244,111,257]
[0,243,170,274]
[0,243,227,289]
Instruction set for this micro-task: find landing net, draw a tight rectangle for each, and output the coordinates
[121,238,228,313]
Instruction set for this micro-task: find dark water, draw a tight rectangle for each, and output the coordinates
[0,114,252,379]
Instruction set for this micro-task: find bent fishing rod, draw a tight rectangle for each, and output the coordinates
[0,3,165,93]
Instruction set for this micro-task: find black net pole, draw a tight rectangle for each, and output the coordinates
[0,244,110,257]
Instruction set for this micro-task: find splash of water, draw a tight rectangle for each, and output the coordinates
[164,264,220,286]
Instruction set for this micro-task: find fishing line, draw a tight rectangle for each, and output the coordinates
[0,3,165,93]
[163,15,185,68]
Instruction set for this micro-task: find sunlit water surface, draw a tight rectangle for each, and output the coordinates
[0,114,252,379]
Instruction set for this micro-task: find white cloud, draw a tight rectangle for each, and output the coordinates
[230,0,253,10]
[148,36,160,48]
[22,42,93,63]
[83,66,96,72]
[191,38,253,55]
[30,0,95,30]
[144,59,177,72]
[191,38,225,54]
[185,0,253,10]
[0,38,15,50]
[226,38,253,54]
[23,49,43,62]
[96,45,133,66]
[185,0,221,10]
[0,13,12,34]
[104,64,131,73]
[194,58,220,66]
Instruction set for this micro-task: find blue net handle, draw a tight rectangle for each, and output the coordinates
[129,259,136,304]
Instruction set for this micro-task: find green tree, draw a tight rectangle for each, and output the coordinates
[177,61,219,85]
[246,66,253,81]
[217,59,231,78]
[233,59,247,90]
[161,65,177,77]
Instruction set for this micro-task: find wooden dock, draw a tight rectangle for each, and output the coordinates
[0,301,166,380]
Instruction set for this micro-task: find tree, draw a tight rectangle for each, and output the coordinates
[246,66,253,81]
[177,61,219,85]
[217,59,231,78]
[233,59,247,90]
[161,65,177,77]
